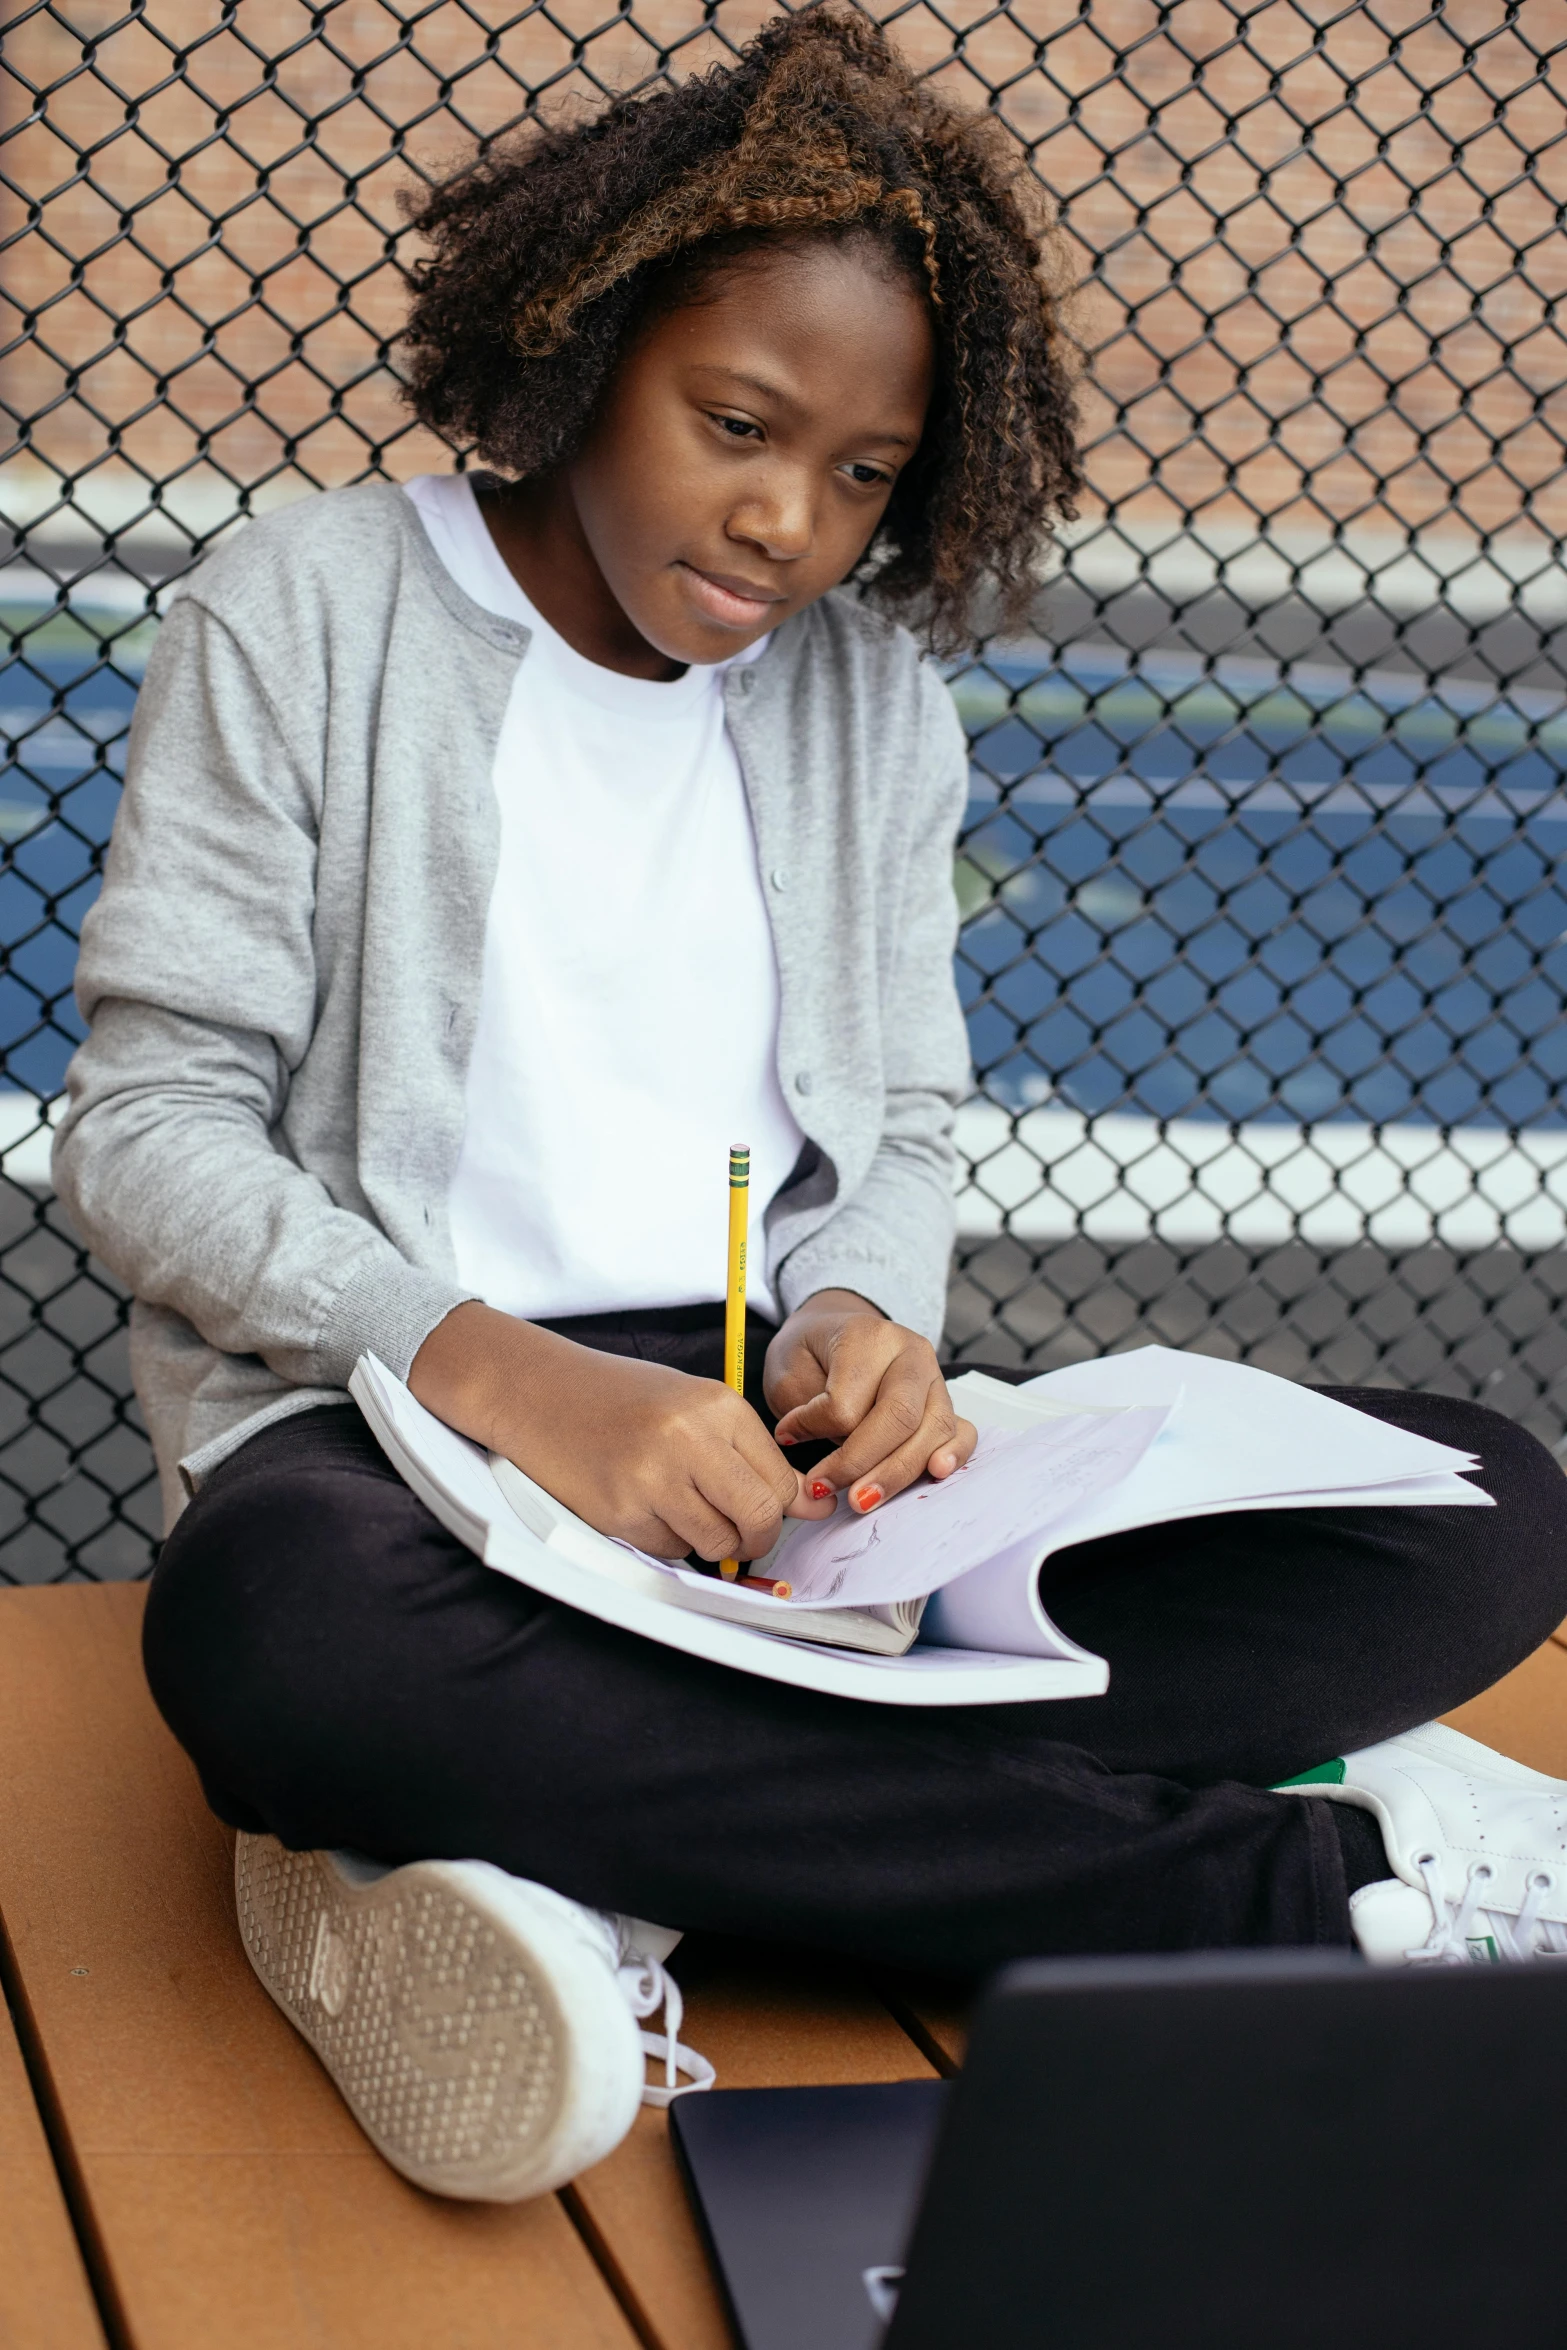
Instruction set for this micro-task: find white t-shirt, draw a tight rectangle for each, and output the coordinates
[404,473,805,1323]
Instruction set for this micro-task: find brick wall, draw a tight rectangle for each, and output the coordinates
[4,0,1564,582]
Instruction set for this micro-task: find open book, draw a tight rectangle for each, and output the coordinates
[350,1347,1487,1709]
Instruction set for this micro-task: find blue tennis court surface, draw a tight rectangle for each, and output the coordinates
[951,644,1567,1130]
[4,618,1567,1139]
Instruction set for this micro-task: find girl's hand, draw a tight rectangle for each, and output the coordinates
[410,1302,836,1561]
[764,1289,977,1513]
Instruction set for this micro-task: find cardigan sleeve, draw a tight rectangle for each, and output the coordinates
[773,658,971,1342]
[51,593,473,1392]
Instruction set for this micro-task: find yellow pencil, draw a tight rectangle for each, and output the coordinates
[719,1143,750,1580]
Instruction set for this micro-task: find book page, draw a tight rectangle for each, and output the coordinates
[1022,1366,1487,1559]
[1022,1346,1482,1489]
[919,1527,1088,1657]
[769,1405,1169,1608]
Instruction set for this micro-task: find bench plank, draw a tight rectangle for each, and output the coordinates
[570,1942,936,2350]
[13,1578,1552,2350]
[0,1585,639,2350]
[875,1975,968,2075]
[0,1976,105,2349]
[1443,1631,1567,1779]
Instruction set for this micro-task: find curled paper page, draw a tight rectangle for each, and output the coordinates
[769,1405,1170,1609]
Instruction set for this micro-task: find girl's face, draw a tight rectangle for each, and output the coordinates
[563,238,936,670]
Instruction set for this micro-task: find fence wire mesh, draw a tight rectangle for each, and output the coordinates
[1,0,1566,1579]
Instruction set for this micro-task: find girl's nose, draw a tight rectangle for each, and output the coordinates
[729,474,815,562]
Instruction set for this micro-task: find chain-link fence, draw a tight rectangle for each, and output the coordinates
[1,0,1565,1580]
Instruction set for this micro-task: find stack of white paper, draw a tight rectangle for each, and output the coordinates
[919,1349,1487,1655]
[349,1346,1489,1711]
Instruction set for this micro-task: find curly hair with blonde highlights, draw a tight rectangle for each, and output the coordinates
[398,6,1080,647]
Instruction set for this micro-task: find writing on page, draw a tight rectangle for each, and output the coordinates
[773,1406,1170,1608]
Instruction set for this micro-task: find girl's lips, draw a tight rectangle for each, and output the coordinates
[678,562,780,628]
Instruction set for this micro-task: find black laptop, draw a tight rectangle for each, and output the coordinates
[670,1949,1567,2350]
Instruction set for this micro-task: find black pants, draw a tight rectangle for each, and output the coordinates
[142,1310,1567,1973]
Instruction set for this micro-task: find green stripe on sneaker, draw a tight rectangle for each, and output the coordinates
[1275,1759,1347,1788]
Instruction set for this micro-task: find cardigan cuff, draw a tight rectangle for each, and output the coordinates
[775,1240,946,1349]
[312,1250,478,1389]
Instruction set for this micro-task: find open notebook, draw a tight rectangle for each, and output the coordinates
[349,1347,1487,1710]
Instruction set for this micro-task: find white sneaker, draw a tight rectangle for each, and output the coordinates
[1282,1721,1567,1966]
[233,1833,713,2200]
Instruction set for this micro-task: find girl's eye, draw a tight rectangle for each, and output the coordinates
[715,415,761,440]
[844,462,892,488]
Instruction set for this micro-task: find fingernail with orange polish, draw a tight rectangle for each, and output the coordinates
[855,1484,883,1511]
[809,1480,833,1501]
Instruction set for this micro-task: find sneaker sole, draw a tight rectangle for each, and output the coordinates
[234,1835,643,2200]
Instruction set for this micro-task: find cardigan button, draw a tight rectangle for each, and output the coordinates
[795,1070,813,1096]
[738,668,758,693]
[770,866,789,891]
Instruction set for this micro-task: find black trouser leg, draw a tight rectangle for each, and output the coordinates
[143,1403,1349,1966]
[1035,1386,1567,1785]
[140,1341,1567,1972]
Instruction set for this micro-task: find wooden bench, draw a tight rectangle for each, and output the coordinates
[0,1936,103,2348]
[1,1581,1562,2349]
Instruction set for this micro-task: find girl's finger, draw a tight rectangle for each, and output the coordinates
[784,1474,838,1520]
[691,1433,825,1559]
[728,1413,820,1508]
[806,1367,949,1500]
[761,1338,832,1423]
[665,1491,747,1562]
[714,1418,832,1522]
[771,1388,837,1445]
[772,1346,893,1447]
[661,1450,771,1560]
[634,1511,710,1560]
[834,1404,971,1512]
[925,1415,979,1480]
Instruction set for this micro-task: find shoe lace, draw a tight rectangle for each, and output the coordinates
[1409,1855,1567,1963]
[614,1947,716,2107]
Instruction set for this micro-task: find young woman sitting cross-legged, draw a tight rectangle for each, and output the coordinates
[56,6,1567,2205]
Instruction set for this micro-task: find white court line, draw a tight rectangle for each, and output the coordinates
[955,1100,1567,1254]
[9,1089,1565,1258]
[0,1092,61,1188]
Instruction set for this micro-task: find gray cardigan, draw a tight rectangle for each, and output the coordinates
[53,483,973,1527]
